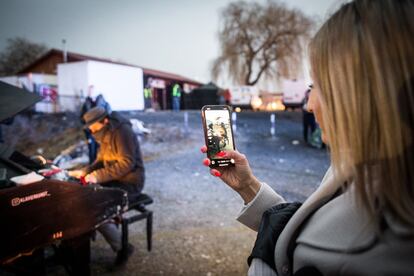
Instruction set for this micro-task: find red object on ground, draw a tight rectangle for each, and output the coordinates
[216,151,227,157]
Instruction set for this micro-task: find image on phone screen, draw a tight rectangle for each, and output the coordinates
[204,107,234,161]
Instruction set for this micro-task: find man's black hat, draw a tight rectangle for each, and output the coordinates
[83,106,107,128]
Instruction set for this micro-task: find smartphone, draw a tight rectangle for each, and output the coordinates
[201,105,235,168]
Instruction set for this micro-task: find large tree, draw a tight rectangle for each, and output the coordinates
[0,37,48,76]
[212,1,314,86]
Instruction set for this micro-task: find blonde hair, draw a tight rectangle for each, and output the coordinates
[309,0,414,227]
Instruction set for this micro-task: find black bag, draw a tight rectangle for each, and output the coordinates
[247,202,302,271]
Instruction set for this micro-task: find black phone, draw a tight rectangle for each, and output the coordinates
[201,105,235,168]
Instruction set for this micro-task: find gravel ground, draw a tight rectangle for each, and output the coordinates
[89,110,330,276]
[2,110,330,275]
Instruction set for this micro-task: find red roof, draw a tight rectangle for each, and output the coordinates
[141,67,201,84]
[19,49,203,85]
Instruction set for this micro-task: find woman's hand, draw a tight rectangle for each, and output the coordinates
[84,173,97,184]
[201,146,261,204]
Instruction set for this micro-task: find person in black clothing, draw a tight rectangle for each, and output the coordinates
[80,85,112,164]
[302,85,316,144]
[80,93,98,163]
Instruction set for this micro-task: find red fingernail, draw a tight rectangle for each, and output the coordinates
[203,159,210,166]
[214,171,221,177]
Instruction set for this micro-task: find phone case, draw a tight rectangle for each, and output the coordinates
[201,105,236,168]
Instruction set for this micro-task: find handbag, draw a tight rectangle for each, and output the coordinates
[248,202,302,271]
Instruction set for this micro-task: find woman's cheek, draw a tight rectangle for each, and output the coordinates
[321,130,329,144]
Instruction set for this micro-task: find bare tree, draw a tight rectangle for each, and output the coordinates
[212,1,314,86]
[0,37,48,76]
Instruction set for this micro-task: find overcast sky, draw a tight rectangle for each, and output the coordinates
[0,0,341,86]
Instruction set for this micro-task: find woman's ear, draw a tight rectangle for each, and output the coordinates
[307,90,315,113]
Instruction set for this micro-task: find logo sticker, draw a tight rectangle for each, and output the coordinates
[11,191,50,207]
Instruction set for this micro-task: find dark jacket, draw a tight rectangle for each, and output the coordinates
[85,112,145,192]
[80,97,95,122]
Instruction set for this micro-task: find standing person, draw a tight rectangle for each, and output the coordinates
[144,84,153,109]
[69,106,145,266]
[218,90,226,105]
[80,86,97,163]
[201,0,414,275]
[223,89,232,106]
[95,94,112,115]
[172,83,181,111]
[302,85,316,145]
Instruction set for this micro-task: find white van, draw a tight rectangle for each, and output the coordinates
[230,86,259,109]
[282,79,307,109]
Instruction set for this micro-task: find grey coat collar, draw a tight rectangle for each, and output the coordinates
[274,166,414,275]
[274,166,344,275]
[295,189,378,253]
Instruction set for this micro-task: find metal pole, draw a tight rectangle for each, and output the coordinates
[62,39,67,63]
[184,111,189,134]
[162,89,167,110]
[270,113,276,137]
[232,112,237,133]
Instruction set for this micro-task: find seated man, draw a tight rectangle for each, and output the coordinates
[69,106,145,265]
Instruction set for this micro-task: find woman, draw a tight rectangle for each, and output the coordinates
[202,0,414,275]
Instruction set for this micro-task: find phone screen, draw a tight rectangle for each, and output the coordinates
[203,106,235,167]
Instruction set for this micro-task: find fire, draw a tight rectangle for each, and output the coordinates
[251,93,286,111]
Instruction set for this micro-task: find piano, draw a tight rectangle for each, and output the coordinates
[0,81,128,274]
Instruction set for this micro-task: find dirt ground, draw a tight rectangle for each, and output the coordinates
[2,110,330,275]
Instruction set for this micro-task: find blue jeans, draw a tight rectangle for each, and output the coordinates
[172,96,180,111]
